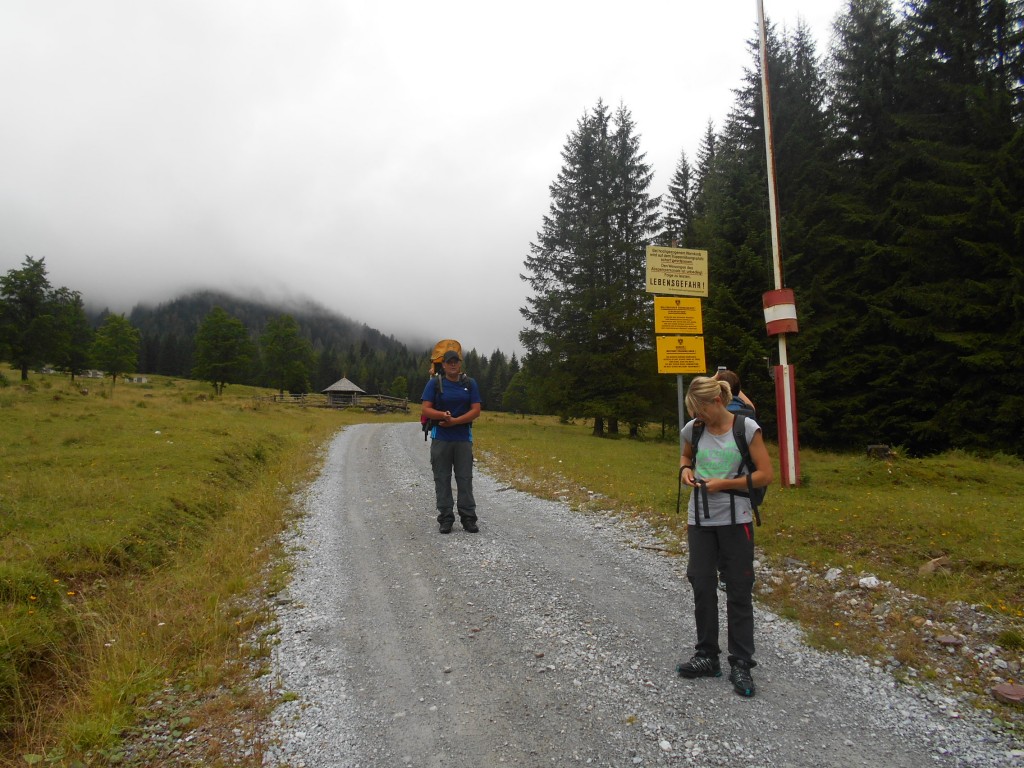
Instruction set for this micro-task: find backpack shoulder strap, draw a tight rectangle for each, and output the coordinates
[732,414,753,472]
[691,419,706,457]
[731,413,763,525]
[423,375,443,441]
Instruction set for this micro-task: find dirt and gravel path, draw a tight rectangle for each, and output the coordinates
[260,422,1023,767]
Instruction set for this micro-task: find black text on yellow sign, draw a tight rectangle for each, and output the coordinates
[653,297,703,335]
[645,245,709,297]
[656,335,707,374]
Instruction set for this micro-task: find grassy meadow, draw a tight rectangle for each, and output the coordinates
[0,370,410,765]
[1,374,1021,763]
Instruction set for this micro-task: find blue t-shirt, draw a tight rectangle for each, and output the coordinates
[421,375,481,442]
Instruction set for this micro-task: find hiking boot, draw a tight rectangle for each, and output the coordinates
[462,521,479,533]
[729,662,755,697]
[439,521,453,534]
[676,654,721,679]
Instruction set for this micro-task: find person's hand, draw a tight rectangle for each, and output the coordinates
[681,466,696,487]
[700,478,729,494]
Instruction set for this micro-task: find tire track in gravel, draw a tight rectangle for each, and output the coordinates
[262,422,1023,768]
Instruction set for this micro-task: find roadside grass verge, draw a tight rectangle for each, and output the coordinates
[477,412,1023,614]
[0,371,409,765]
[476,412,1024,718]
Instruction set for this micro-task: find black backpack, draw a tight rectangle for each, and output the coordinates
[690,413,765,526]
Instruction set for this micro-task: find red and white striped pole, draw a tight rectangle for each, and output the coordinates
[758,0,800,487]
[763,290,799,486]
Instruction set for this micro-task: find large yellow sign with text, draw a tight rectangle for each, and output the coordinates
[654,297,703,335]
[656,335,707,374]
[645,246,709,297]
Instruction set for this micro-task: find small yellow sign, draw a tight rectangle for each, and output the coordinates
[656,335,707,374]
[645,246,709,297]
[654,297,703,335]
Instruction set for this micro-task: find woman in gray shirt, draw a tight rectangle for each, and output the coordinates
[676,376,773,697]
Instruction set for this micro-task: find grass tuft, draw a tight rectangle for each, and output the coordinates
[998,629,1024,651]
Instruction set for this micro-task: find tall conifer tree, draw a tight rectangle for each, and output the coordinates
[828,0,901,169]
[869,0,1024,451]
[660,149,694,246]
[520,101,661,435]
[790,0,905,442]
[693,120,717,216]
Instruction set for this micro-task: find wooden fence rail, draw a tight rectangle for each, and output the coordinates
[253,393,409,412]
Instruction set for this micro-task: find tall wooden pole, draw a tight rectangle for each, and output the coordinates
[757,0,800,487]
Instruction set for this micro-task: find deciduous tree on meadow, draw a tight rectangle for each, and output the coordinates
[389,375,408,399]
[52,289,94,380]
[91,314,140,394]
[0,256,85,380]
[192,307,253,396]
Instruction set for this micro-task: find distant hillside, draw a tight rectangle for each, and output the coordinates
[124,289,427,396]
[128,289,416,358]
[107,289,517,406]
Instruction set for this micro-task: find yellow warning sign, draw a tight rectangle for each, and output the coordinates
[654,297,703,335]
[656,335,707,374]
[645,246,709,297]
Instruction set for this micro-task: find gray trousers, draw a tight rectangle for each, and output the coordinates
[430,440,476,524]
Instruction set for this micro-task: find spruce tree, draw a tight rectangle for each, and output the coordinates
[261,314,315,394]
[520,101,661,435]
[827,0,901,169]
[871,0,1024,452]
[673,0,1023,455]
[692,120,717,220]
[689,20,806,426]
[660,149,694,246]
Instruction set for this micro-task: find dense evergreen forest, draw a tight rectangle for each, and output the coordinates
[701,0,1022,456]
[517,0,1023,455]
[127,290,520,408]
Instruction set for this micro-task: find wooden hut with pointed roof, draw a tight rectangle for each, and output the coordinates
[322,376,365,408]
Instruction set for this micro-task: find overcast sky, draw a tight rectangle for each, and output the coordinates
[1,1,847,357]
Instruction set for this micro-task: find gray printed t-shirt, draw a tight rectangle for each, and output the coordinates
[680,416,761,526]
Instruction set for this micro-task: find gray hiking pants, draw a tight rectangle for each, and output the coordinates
[429,440,476,525]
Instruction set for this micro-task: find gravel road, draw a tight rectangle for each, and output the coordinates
[260,422,1023,768]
